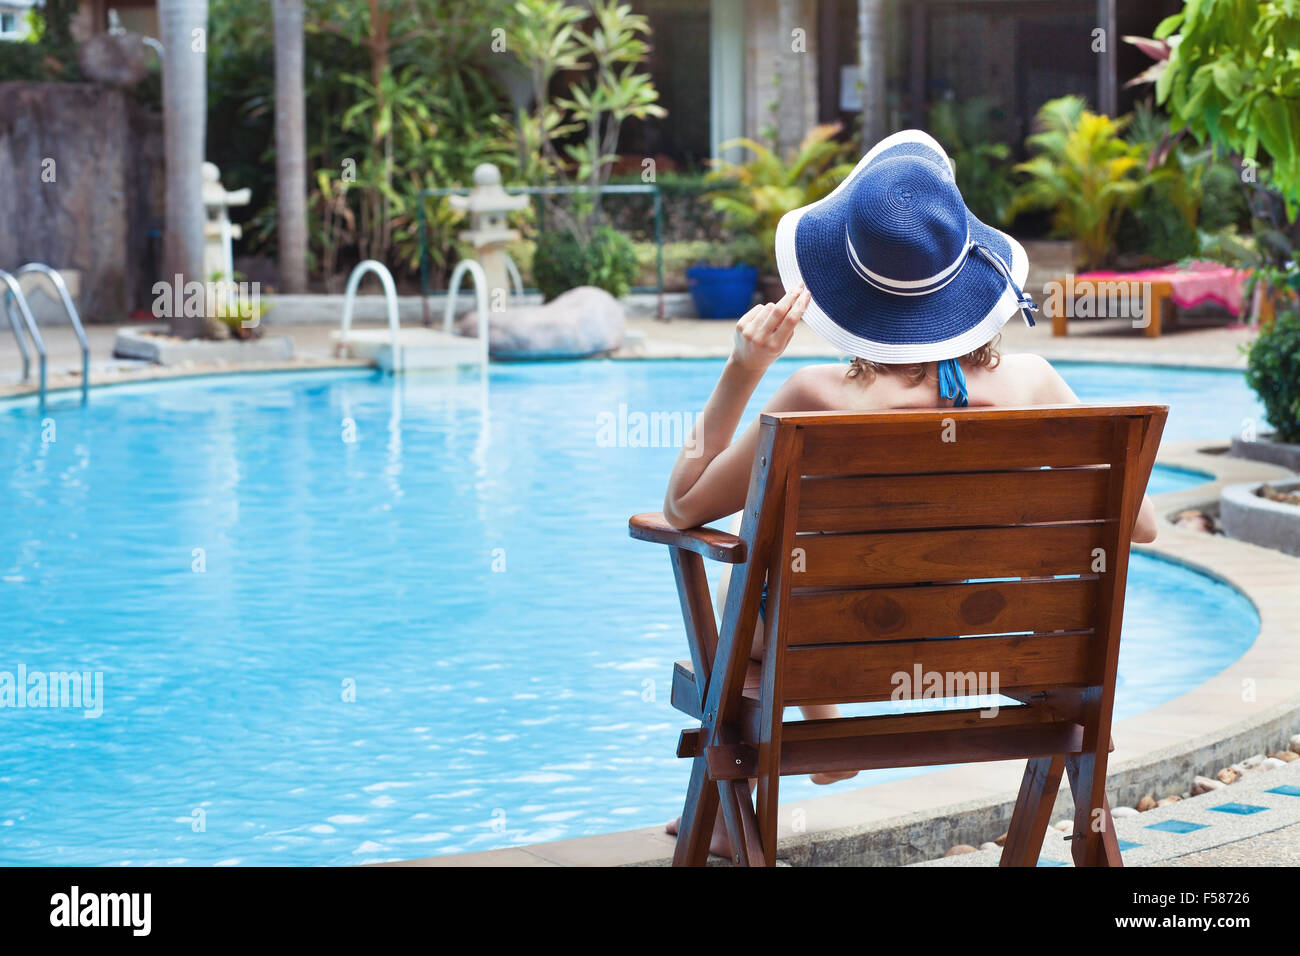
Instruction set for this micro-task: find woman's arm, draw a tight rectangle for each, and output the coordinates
[663,285,811,529]
[1031,354,1158,544]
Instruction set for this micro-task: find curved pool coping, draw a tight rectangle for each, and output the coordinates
[4,357,1297,867]
[397,439,1300,867]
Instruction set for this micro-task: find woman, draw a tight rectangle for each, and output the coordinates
[662,130,1157,855]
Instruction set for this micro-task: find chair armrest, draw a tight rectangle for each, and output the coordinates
[628,513,747,564]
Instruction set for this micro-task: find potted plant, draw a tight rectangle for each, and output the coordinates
[705,124,855,302]
[685,235,763,319]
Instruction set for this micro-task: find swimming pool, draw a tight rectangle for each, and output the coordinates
[0,360,1262,865]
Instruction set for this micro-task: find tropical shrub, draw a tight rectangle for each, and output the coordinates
[927,96,1016,226]
[1154,0,1300,217]
[1008,96,1157,271]
[1245,310,1300,443]
[706,123,856,275]
[532,226,638,301]
[1117,100,1248,263]
[502,0,666,238]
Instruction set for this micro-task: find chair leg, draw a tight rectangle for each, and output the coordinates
[754,770,779,868]
[672,754,719,866]
[1000,755,1065,867]
[717,778,765,867]
[1064,753,1123,867]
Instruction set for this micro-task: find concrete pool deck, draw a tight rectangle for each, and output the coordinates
[0,307,1259,402]
[2,310,1295,868]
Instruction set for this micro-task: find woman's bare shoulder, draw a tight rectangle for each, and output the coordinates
[995,352,1077,403]
[770,362,854,411]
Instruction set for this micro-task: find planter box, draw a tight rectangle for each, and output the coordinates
[1229,434,1300,473]
[1220,478,1300,558]
[113,327,293,365]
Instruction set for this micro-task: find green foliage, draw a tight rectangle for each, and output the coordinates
[0,1,82,82]
[207,0,513,286]
[532,225,638,301]
[927,96,1016,226]
[1008,96,1157,271]
[1117,99,1249,262]
[1155,0,1300,218]
[1198,175,1300,307]
[706,123,855,275]
[1245,310,1300,443]
[504,0,665,235]
[683,234,764,270]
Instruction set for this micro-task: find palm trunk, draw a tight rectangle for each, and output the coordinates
[159,0,213,338]
[274,0,309,292]
[857,0,888,148]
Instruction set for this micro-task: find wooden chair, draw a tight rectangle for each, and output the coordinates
[629,403,1167,867]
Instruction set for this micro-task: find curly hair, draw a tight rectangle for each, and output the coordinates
[845,334,1002,385]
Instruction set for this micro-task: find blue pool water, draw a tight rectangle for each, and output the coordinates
[0,359,1262,865]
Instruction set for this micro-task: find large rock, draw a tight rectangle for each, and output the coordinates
[77,33,152,88]
[0,82,163,320]
[456,286,625,359]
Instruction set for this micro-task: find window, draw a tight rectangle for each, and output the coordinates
[0,13,17,37]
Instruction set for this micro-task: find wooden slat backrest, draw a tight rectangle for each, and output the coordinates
[743,405,1167,708]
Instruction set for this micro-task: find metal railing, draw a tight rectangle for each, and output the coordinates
[443,259,490,369]
[13,263,89,405]
[0,270,46,410]
[337,259,402,369]
[416,182,665,320]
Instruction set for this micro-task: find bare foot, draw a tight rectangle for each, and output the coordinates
[810,770,859,785]
[665,816,732,858]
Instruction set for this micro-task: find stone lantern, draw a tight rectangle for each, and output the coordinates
[202,162,251,284]
[449,163,529,311]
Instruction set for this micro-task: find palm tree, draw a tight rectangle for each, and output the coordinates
[857,0,887,147]
[158,0,216,338]
[274,0,309,293]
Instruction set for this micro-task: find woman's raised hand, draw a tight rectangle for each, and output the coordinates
[730,283,812,374]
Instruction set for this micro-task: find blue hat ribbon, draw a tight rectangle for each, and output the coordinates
[972,243,1037,327]
[937,357,969,407]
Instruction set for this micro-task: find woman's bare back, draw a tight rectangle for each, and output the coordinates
[782,352,1071,414]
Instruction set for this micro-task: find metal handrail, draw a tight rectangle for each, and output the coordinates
[0,270,46,410]
[444,259,490,368]
[337,259,402,370]
[14,263,89,405]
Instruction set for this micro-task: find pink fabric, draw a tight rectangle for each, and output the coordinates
[1078,260,1253,316]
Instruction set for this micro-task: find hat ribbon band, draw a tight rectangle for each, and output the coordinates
[845,227,971,296]
[972,243,1038,327]
[844,230,1040,328]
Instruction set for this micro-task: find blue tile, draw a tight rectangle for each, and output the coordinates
[1117,839,1142,851]
[1265,785,1300,798]
[1036,858,1068,867]
[1208,802,1268,815]
[1144,819,1208,834]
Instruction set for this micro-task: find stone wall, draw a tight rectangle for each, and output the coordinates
[0,82,163,322]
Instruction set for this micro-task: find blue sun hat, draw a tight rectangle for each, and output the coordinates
[774,129,1037,406]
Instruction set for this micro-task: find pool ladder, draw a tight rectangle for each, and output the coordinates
[337,259,491,372]
[1,263,90,409]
